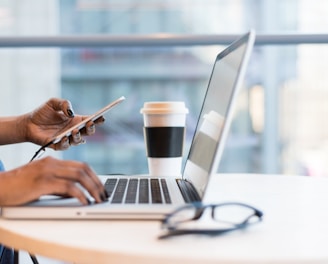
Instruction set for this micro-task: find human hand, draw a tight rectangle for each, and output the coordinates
[0,156,108,206]
[23,98,105,150]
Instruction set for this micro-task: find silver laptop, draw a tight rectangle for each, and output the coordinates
[1,30,255,220]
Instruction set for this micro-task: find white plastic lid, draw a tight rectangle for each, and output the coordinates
[140,101,189,114]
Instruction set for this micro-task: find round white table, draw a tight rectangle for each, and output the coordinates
[1,173,328,264]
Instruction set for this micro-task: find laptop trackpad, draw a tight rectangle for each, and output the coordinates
[26,196,83,207]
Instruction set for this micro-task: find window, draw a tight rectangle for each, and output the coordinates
[1,0,328,176]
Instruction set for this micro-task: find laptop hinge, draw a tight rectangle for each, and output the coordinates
[176,179,201,203]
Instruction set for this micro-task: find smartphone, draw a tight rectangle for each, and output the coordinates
[52,96,125,144]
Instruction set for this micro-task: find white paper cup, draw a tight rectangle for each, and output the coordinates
[140,102,189,176]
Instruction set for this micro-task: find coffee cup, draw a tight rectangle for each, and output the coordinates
[140,102,189,176]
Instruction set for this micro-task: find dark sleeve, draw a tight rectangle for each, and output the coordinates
[0,160,14,264]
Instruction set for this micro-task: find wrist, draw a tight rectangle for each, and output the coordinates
[0,114,28,145]
[18,113,30,142]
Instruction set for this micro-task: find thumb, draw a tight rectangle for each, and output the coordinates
[47,98,75,118]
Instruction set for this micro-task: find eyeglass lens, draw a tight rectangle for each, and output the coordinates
[212,204,258,224]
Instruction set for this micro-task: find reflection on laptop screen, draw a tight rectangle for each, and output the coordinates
[183,34,252,198]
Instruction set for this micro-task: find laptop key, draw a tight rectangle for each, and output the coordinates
[112,179,128,203]
[151,179,162,204]
[104,178,118,198]
[160,179,171,204]
[139,179,149,203]
[125,179,138,203]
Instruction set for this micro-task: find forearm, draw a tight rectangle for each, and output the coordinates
[0,115,28,145]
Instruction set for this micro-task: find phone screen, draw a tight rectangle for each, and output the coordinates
[52,96,125,144]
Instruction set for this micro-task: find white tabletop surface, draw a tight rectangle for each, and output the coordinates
[1,173,328,264]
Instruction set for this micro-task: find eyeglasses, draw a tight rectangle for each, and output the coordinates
[159,202,263,239]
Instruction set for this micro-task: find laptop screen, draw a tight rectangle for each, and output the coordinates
[183,31,255,198]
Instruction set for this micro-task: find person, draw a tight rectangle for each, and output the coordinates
[0,97,109,205]
[0,97,109,263]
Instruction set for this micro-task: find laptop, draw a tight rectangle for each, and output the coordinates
[1,30,255,220]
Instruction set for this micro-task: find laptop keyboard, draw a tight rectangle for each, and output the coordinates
[104,178,172,204]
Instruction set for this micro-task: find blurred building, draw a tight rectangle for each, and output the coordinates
[1,0,328,177]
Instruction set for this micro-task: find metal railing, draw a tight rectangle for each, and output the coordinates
[0,33,327,47]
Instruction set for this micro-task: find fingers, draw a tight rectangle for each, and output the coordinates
[94,116,105,125]
[66,121,97,146]
[49,179,92,205]
[45,100,106,151]
[47,98,75,118]
[57,161,107,205]
[38,157,107,205]
[53,137,70,150]
[85,122,95,136]
[53,135,85,150]
[52,127,90,150]
[70,129,86,146]
[71,119,100,139]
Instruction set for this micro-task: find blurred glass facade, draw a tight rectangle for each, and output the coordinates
[1,0,328,177]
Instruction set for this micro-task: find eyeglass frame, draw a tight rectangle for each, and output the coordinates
[159,201,263,239]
